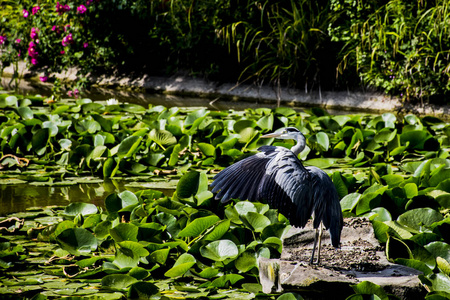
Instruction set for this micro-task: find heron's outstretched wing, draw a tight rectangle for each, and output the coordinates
[306,166,344,247]
[211,145,314,228]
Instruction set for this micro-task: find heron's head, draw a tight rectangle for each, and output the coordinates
[260,127,302,140]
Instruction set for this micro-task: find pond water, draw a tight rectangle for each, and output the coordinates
[0,179,176,216]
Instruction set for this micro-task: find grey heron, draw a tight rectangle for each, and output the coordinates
[211,127,343,264]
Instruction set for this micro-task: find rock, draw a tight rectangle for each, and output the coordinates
[259,218,427,299]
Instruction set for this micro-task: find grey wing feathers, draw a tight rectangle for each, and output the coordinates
[306,166,344,247]
[212,145,314,228]
[211,151,271,203]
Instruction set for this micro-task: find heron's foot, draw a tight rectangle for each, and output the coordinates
[308,257,321,265]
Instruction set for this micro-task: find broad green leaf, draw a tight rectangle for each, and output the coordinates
[113,241,150,269]
[57,228,98,255]
[17,106,33,120]
[235,250,257,272]
[64,202,98,217]
[176,171,200,199]
[425,242,450,264]
[101,274,138,291]
[234,201,257,215]
[198,142,216,157]
[32,128,50,155]
[382,174,404,187]
[397,208,443,233]
[362,207,391,222]
[276,293,304,300]
[437,257,450,276]
[351,281,388,300]
[384,221,414,239]
[117,136,142,158]
[332,172,348,199]
[196,267,219,279]
[0,95,18,107]
[395,258,433,275]
[315,132,329,151]
[420,272,450,293]
[203,219,230,241]
[105,191,139,213]
[110,223,139,242]
[257,114,274,131]
[200,240,239,261]
[149,128,177,148]
[178,215,220,238]
[374,128,397,143]
[340,193,361,212]
[240,212,271,232]
[304,158,336,169]
[164,253,196,278]
[127,282,159,299]
[211,274,244,288]
[149,248,170,265]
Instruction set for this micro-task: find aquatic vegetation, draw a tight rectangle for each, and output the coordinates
[0,91,450,298]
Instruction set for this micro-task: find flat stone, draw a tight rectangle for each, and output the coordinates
[259,218,427,299]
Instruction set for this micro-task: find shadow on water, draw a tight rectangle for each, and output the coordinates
[1,76,314,112]
[0,180,175,216]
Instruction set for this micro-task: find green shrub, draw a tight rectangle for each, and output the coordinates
[330,0,450,103]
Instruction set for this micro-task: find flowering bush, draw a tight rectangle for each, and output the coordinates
[0,0,118,98]
[0,0,245,98]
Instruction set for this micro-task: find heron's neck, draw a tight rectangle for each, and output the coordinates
[291,134,306,156]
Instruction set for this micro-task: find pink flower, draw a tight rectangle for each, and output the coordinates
[18,50,21,57]
[23,9,29,18]
[67,90,73,97]
[15,39,21,44]
[64,24,71,32]
[39,76,48,82]
[28,47,38,58]
[0,36,6,45]
[60,50,65,54]
[32,6,40,15]
[30,28,38,39]
[62,33,73,46]
[77,4,87,14]
[56,2,70,15]
[31,58,38,65]
[86,0,93,5]
[52,25,62,34]
[83,42,88,48]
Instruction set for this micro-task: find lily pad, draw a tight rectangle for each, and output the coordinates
[200,239,239,261]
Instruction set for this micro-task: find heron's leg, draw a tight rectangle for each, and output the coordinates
[309,228,319,265]
[315,223,324,264]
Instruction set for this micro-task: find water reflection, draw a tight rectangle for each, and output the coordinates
[0,180,174,216]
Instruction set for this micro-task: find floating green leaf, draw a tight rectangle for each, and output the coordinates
[200,240,239,261]
[164,253,196,278]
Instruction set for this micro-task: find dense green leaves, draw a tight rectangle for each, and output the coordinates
[1,93,450,299]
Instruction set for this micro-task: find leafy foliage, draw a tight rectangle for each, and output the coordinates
[329,0,450,102]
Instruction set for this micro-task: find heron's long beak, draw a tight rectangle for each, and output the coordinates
[260,132,282,139]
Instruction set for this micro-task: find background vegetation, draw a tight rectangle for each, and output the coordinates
[2,0,450,103]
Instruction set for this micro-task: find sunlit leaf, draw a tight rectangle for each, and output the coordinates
[164,253,196,278]
[178,215,220,238]
[200,240,239,261]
